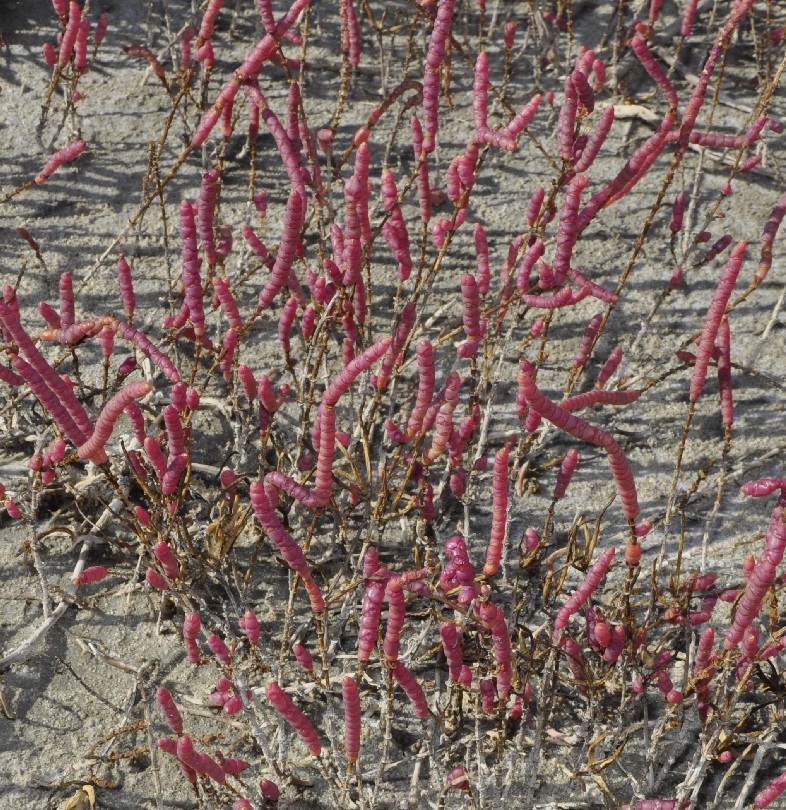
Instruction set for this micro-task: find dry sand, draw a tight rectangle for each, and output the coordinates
[1,0,786,807]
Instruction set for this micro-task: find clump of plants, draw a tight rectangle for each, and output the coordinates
[2,0,786,808]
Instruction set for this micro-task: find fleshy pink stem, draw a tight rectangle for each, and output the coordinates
[690,241,746,403]
[519,359,639,520]
[35,140,86,185]
[265,681,322,756]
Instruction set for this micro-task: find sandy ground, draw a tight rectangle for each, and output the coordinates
[2,0,786,808]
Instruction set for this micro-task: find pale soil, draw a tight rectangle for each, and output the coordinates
[1,0,786,808]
